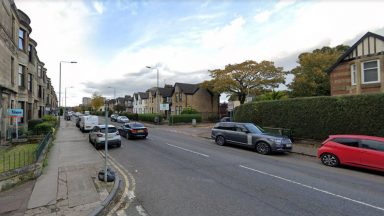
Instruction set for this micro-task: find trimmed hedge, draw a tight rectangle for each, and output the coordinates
[138,114,163,123]
[170,114,202,124]
[34,122,54,134]
[234,93,384,140]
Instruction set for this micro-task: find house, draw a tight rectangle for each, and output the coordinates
[171,82,219,119]
[328,32,384,96]
[146,85,173,116]
[133,92,149,114]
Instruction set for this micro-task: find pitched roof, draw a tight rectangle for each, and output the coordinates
[158,87,173,97]
[174,82,199,94]
[139,92,149,99]
[327,32,384,73]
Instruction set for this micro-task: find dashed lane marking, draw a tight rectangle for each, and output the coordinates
[240,165,384,212]
[166,143,209,158]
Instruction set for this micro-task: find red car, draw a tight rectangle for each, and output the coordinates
[317,135,384,172]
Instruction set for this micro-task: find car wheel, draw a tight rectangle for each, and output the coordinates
[256,142,271,155]
[117,142,121,148]
[143,136,147,139]
[215,136,225,146]
[320,153,339,167]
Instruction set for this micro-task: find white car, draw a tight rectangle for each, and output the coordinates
[117,116,129,123]
[80,115,99,132]
[88,125,121,149]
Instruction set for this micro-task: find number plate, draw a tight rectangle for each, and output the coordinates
[138,130,144,133]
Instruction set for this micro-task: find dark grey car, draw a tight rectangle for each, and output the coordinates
[211,122,292,155]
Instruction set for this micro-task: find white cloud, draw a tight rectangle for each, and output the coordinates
[93,1,104,14]
[254,11,272,23]
[254,0,296,23]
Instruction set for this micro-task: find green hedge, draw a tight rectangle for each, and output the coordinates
[234,93,384,140]
[137,114,163,123]
[34,122,54,134]
[170,114,202,124]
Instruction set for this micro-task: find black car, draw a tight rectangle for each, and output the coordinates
[110,114,119,122]
[211,122,292,155]
[118,122,148,139]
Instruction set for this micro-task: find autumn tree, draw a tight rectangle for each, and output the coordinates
[203,60,285,104]
[288,45,349,97]
[90,92,104,111]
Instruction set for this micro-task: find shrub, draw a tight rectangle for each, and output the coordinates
[170,114,202,124]
[28,119,43,131]
[181,106,199,114]
[34,122,54,134]
[42,115,57,123]
[138,114,163,123]
[234,93,384,140]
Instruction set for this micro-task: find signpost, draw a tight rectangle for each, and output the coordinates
[7,109,23,139]
[159,103,169,111]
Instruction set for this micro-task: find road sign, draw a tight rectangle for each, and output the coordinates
[7,109,23,117]
[160,103,169,111]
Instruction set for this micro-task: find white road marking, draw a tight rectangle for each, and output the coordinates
[239,165,384,212]
[166,143,210,158]
[136,206,149,216]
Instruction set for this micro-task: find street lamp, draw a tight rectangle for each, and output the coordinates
[146,66,160,113]
[65,86,73,110]
[59,61,77,116]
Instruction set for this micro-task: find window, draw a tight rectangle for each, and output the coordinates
[18,101,25,123]
[179,93,182,102]
[11,57,15,85]
[18,29,25,50]
[351,64,356,85]
[28,45,33,62]
[332,138,359,147]
[28,74,32,92]
[361,60,380,84]
[361,140,384,152]
[38,85,42,98]
[18,65,25,87]
[38,65,42,77]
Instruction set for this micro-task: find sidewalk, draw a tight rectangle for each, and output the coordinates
[0,118,118,215]
[148,122,319,157]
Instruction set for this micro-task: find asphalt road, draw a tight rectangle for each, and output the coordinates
[102,121,384,216]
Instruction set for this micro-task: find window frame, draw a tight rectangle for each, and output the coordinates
[361,60,380,84]
[350,64,356,85]
[28,73,33,92]
[18,65,25,87]
[18,28,25,50]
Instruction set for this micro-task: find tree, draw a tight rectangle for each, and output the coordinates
[288,45,349,97]
[203,60,285,104]
[254,90,289,101]
[113,104,125,113]
[90,92,104,111]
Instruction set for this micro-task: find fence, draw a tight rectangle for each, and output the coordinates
[0,132,51,174]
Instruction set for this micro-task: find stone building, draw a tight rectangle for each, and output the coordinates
[0,0,57,141]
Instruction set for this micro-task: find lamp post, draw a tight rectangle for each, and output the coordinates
[146,66,159,113]
[59,61,77,116]
[65,86,73,111]
[107,86,116,112]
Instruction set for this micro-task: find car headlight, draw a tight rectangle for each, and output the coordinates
[268,138,282,145]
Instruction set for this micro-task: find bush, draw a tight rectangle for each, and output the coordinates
[28,119,43,131]
[181,107,199,114]
[42,115,57,123]
[170,114,202,124]
[234,93,384,140]
[138,114,163,123]
[34,122,54,134]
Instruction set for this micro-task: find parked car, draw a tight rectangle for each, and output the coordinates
[317,135,384,171]
[110,114,119,122]
[89,124,121,149]
[211,122,292,154]
[118,122,148,139]
[75,114,83,128]
[117,116,129,123]
[220,116,232,122]
[80,115,99,132]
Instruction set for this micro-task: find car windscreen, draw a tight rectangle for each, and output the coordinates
[130,123,144,128]
[100,127,117,133]
[244,123,264,134]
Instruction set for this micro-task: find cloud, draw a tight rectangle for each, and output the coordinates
[254,0,296,23]
[92,1,104,14]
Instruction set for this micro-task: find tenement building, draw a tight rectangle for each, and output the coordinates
[0,0,57,142]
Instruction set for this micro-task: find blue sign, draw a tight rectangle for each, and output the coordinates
[7,109,23,117]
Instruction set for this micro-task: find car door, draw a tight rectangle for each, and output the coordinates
[230,124,249,146]
[330,138,363,165]
[360,139,384,170]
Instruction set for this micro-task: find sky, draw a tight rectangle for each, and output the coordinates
[14,0,384,106]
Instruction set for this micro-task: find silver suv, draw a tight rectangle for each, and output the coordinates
[211,122,292,155]
[89,125,121,149]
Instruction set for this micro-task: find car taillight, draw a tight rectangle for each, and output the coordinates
[131,129,137,133]
[97,133,103,137]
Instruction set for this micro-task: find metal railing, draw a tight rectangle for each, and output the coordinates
[0,132,51,174]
